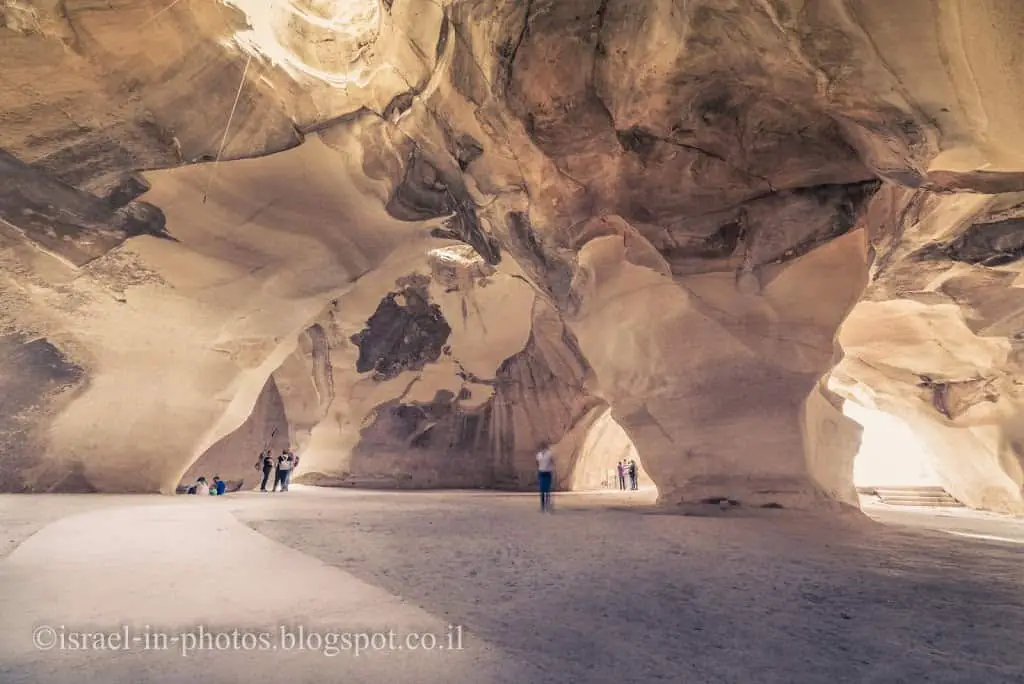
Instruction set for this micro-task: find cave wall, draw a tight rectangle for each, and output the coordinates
[559,404,654,492]
[0,130,441,493]
[182,376,290,489]
[2,0,1024,509]
[288,246,602,490]
[833,185,1024,514]
[0,332,87,492]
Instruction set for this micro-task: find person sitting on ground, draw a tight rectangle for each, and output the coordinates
[194,476,210,497]
[212,475,226,496]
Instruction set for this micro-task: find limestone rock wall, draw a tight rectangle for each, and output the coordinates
[182,376,290,489]
[834,185,1024,514]
[286,247,603,490]
[2,0,1024,510]
[0,132,437,493]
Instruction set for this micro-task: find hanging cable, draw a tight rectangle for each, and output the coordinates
[201,52,254,204]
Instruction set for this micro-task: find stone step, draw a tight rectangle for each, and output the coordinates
[861,485,949,495]
[859,485,964,507]
[876,496,963,507]
[878,499,963,508]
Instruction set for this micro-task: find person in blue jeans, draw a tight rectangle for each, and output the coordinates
[536,443,555,512]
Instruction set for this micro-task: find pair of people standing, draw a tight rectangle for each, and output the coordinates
[617,459,639,491]
[258,448,298,492]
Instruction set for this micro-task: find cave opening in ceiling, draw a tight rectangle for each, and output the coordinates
[222,0,381,86]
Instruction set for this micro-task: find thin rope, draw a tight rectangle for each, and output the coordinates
[202,52,253,203]
[140,0,189,28]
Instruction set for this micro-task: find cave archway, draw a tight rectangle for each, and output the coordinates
[844,401,943,491]
[560,405,656,495]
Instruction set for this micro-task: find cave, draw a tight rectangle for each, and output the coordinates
[0,0,1022,516]
[4,1,1024,682]
[562,405,654,493]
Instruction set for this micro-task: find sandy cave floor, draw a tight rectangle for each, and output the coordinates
[0,487,1022,683]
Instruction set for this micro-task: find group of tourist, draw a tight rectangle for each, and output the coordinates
[183,447,299,497]
[534,445,645,512]
[257,448,299,492]
[617,459,640,491]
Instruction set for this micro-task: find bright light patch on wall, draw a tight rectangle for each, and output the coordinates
[222,0,380,87]
[843,401,942,487]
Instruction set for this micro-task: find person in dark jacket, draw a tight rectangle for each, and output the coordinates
[257,450,274,492]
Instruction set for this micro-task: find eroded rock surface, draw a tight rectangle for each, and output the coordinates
[2,0,1024,511]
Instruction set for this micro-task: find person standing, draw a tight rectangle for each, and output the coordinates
[617,461,627,490]
[258,450,274,492]
[283,448,298,490]
[628,459,638,490]
[536,443,555,513]
[275,450,293,492]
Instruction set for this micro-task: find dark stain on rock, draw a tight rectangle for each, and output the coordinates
[0,149,172,264]
[386,147,500,264]
[435,12,450,61]
[945,218,1024,266]
[438,200,502,265]
[496,0,532,95]
[115,201,174,240]
[616,126,658,158]
[386,149,451,221]
[0,334,87,492]
[374,390,483,448]
[661,179,880,270]
[383,91,416,121]
[795,179,878,217]
[776,179,881,262]
[446,8,490,106]
[506,211,574,303]
[103,172,151,209]
[449,132,484,171]
[692,219,745,259]
[350,275,452,381]
[696,88,738,127]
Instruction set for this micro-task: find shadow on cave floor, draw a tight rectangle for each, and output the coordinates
[231,488,1024,684]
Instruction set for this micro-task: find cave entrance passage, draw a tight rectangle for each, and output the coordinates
[564,407,657,496]
[843,401,947,501]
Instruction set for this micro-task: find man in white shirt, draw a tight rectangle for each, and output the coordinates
[536,443,555,512]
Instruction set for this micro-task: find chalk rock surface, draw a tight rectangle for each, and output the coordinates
[1,0,1024,511]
